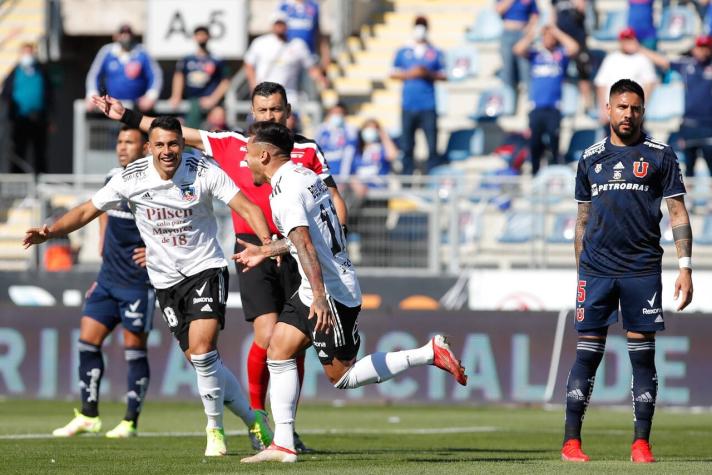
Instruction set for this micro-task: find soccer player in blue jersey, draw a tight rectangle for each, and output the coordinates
[561,79,693,463]
[52,126,153,438]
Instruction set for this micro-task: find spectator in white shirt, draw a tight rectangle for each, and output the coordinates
[594,27,658,124]
[243,12,327,106]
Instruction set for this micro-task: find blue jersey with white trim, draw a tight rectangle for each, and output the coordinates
[97,168,150,288]
[574,135,686,277]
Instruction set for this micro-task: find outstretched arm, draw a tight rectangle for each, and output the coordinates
[90,95,205,149]
[289,226,332,333]
[23,200,103,248]
[231,237,290,270]
[226,191,271,244]
[667,196,693,310]
[574,202,591,270]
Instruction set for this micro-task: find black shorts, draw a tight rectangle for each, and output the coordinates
[280,293,361,364]
[155,267,228,352]
[234,234,301,321]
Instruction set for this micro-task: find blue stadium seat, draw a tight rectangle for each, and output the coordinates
[498,211,544,244]
[646,83,684,121]
[466,9,503,42]
[444,128,484,161]
[561,83,579,117]
[446,45,479,81]
[695,215,712,245]
[547,213,576,244]
[565,129,604,163]
[593,10,627,41]
[658,6,696,41]
[470,86,516,120]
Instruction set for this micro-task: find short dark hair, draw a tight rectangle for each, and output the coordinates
[415,15,428,28]
[248,121,294,157]
[609,79,645,104]
[251,82,288,105]
[194,25,209,36]
[148,116,183,139]
[119,125,147,142]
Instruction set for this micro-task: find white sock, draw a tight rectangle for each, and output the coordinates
[335,341,434,389]
[191,350,224,429]
[222,360,255,426]
[268,358,299,451]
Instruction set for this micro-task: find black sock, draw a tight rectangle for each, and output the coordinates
[124,347,150,426]
[564,338,606,442]
[628,338,657,441]
[78,340,104,418]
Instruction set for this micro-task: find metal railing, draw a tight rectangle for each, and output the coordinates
[2,170,709,275]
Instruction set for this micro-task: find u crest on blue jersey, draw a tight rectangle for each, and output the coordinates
[633,160,649,178]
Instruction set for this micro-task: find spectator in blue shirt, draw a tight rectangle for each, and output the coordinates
[278,0,330,68]
[315,103,358,180]
[85,24,162,112]
[643,35,712,176]
[1,42,52,174]
[169,26,230,115]
[350,119,399,200]
[514,24,579,174]
[390,15,446,175]
[496,0,540,99]
[552,0,594,110]
[628,0,657,50]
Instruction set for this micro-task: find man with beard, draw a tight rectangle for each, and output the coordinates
[561,79,693,463]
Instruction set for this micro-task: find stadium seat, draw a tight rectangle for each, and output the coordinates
[645,83,684,121]
[565,129,605,163]
[444,128,484,162]
[531,165,577,205]
[466,9,503,42]
[498,211,544,244]
[658,6,696,41]
[660,215,674,244]
[470,86,516,120]
[561,82,579,117]
[547,213,576,243]
[695,215,712,245]
[593,10,627,41]
[446,45,479,81]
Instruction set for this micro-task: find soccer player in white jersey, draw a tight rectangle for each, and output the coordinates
[23,116,273,456]
[234,121,468,464]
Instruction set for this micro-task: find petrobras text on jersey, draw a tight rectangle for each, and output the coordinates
[591,182,650,196]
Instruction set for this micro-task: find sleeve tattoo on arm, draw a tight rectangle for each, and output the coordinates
[574,202,591,267]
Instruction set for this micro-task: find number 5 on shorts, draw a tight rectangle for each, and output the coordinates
[162,307,178,328]
[577,280,586,303]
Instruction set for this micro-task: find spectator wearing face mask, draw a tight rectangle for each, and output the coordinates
[169,26,230,114]
[1,42,52,174]
[390,15,446,175]
[593,28,657,125]
[85,24,163,112]
[315,103,358,181]
[350,119,399,197]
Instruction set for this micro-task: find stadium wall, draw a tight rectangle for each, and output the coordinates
[1,271,710,406]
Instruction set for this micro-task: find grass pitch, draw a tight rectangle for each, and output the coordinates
[0,400,710,474]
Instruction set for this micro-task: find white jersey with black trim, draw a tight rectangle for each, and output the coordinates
[92,150,239,289]
[269,161,361,308]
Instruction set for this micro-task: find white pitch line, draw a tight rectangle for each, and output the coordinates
[0,426,497,441]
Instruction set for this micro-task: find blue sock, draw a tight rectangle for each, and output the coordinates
[628,338,657,441]
[78,340,104,418]
[124,347,150,426]
[564,338,606,442]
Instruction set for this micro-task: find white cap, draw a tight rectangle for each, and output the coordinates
[271,11,288,24]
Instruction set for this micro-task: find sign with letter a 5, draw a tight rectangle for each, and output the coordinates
[146,0,248,59]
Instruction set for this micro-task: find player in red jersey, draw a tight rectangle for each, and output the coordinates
[93,82,346,452]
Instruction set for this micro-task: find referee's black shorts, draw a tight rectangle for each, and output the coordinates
[234,233,301,321]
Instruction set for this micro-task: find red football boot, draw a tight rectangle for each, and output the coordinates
[561,439,590,462]
[631,439,656,463]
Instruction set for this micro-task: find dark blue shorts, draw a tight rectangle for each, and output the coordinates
[574,273,664,333]
[83,280,155,334]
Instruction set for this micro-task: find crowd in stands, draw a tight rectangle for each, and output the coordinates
[3,0,712,185]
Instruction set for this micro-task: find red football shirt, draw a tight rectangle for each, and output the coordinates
[199,129,331,235]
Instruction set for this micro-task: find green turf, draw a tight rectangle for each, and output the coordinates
[1,400,711,474]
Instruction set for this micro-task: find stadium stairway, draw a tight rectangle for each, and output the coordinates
[0,0,46,82]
